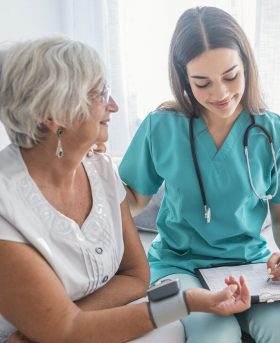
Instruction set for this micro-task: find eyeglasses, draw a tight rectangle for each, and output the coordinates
[100,85,111,104]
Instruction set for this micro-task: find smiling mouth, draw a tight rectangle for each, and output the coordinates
[100,119,110,126]
[210,97,233,108]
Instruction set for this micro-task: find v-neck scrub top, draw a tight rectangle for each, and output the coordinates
[119,110,280,284]
[0,144,126,342]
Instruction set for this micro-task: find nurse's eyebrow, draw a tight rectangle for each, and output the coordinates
[190,65,239,79]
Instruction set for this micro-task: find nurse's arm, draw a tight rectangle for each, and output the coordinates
[269,202,280,248]
[124,185,152,217]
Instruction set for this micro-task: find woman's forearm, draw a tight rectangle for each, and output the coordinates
[75,274,148,311]
[64,302,154,343]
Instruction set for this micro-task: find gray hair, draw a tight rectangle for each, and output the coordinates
[0,37,107,148]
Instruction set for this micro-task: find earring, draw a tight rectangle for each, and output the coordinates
[56,128,64,158]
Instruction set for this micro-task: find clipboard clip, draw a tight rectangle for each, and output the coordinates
[259,291,280,303]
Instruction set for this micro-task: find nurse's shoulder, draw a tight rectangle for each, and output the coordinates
[147,107,189,133]
[255,111,280,127]
[255,111,280,150]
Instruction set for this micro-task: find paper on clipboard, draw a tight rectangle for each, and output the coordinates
[196,263,280,303]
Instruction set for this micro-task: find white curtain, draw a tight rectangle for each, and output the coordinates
[255,0,280,113]
[0,0,279,155]
[0,0,131,155]
[68,0,280,157]
[64,0,130,157]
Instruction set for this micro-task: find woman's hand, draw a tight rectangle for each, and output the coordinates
[267,252,280,281]
[186,275,250,316]
[87,142,106,157]
[6,331,36,343]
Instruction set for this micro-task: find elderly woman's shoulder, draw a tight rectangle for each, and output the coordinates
[83,152,116,178]
[0,144,20,178]
[83,152,123,187]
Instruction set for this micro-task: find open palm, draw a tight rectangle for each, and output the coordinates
[187,275,250,316]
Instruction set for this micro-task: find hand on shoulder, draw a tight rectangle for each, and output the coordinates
[87,142,107,157]
[6,331,36,343]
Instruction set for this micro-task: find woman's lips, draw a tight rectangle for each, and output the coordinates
[211,97,232,109]
[100,119,110,126]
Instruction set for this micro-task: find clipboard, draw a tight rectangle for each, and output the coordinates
[195,262,280,304]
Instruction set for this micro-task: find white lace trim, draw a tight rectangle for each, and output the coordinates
[16,152,122,297]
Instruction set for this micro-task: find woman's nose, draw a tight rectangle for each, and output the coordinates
[107,96,119,113]
[211,82,229,101]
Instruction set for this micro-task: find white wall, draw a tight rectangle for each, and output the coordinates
[0,0,73,150]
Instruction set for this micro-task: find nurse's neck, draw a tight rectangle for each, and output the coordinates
[202,104,243,149]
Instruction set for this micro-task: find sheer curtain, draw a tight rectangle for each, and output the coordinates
[255,0,280,113]
[0,0,130,155]
[0,1,279,155]
[71,0,279,157]
[63,0,130,157]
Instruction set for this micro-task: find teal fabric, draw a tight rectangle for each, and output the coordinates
[163,273,243,343]
[164,273,280,343]
[119,110,280,284]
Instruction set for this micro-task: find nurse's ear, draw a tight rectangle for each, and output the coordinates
[177,63,193,98]
[183,76,197,105]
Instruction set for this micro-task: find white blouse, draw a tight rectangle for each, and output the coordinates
[0,144,126,342]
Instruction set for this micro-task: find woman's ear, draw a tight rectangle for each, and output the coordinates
[43,118,60,134]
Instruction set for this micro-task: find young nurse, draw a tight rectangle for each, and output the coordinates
[119,6,280,343]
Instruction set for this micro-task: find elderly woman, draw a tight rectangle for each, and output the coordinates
[0,37,250,343]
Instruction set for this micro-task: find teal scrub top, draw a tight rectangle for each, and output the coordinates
[119,110,280,284]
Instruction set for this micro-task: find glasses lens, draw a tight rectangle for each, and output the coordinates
[102,86,111,104]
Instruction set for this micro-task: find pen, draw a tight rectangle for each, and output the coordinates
[266,262,280,283]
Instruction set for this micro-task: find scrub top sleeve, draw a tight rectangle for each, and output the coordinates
[0,214,28,243]
[119,113,163,196]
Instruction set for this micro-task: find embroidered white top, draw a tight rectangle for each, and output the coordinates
[0,144,126,342]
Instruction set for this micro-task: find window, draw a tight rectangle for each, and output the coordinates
[0,0,279,156]
[111,0,280,156]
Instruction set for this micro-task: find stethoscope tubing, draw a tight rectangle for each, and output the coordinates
[190,114,278,223]
[189,117,211,223]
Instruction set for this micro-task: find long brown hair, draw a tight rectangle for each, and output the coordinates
[159,6,266,116]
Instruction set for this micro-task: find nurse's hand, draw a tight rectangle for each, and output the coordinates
[186,275,250,316]
[6,331,37,343]
[87,142,106,157]
[267,252,280,281]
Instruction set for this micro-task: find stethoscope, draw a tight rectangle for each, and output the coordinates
[189,114,279,223]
